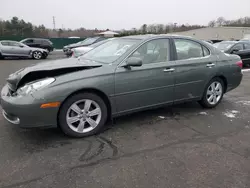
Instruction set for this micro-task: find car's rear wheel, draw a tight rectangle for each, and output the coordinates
[199,77,224,108]
[32,51,42,60]
[58,93,108,137]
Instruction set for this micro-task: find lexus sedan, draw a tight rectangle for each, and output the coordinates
[0,40,48,60]
[1,35,242,137]
[213,41,250,67]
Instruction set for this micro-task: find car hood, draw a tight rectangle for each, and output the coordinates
[6,58,103,91]
[65,43,91,49]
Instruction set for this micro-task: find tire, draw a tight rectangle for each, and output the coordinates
[32,51,43,60]
[58,93,108,138]
[42,53,48,59]
[199,77,225,108]
[0,53,4,60]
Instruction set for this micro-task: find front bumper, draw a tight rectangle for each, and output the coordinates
[0,84,58,128]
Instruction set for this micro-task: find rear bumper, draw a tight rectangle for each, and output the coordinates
[0,84,58,128]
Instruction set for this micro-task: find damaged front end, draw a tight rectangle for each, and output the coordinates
[6,59,103,94]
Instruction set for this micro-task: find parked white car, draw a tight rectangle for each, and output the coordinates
[72,38,114,58]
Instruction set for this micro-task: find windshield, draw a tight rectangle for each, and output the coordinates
[80,37,99,45]
[81,38,140,64]
[213,42,234,51]
[89,39,109,48]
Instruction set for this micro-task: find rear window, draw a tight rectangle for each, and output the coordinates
[213,42,235,51]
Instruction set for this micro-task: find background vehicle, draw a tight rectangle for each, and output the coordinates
[213,41,250,67]
[63,36,107,57]
[1,35,242,137]
[72,38,114,58]
[0,40,48,60]
[20,38,54,52]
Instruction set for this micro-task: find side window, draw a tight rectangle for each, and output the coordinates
[130,39,169,64]
[26,39,34,43]
[8,42,20,47]
[232,44,243,51]
[244,43,250,50]
[174,39,204,60]
[1,42,9,46]
[203,46,210,56]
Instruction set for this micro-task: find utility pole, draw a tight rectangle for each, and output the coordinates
[53,16,56,30]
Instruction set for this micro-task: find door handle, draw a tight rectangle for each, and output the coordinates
[206,63,215,68]
[163,68,175,72]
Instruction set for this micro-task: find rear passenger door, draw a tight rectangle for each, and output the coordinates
[0,42,11,55]
[173,38,217,102]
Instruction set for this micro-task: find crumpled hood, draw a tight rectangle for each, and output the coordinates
[6,58,102,91]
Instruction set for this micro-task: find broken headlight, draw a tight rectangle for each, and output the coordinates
[16,78,55,96]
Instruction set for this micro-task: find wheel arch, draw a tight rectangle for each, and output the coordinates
[214,75,228,93]
[57,88,112,124]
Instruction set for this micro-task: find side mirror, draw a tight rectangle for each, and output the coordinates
[123,57,142,68]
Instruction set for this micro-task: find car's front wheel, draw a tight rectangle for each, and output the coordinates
[32,51,43,60]
[199,77,225,108]
[58,93,108,137]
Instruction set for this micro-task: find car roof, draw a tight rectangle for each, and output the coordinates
[24,38,49,41]
[219,41,246,44]
[121,34,195,40]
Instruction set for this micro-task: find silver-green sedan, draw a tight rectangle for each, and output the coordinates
[0,35,243,137]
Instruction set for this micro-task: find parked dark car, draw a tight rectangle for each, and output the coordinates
[63,37,107,57]
[1,35,242,137]
[213,41,250,67]
[20,38,54,52]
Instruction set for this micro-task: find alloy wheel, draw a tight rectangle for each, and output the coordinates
[33,51,42,59]
[66,99,102,133]
[206,81,223,105]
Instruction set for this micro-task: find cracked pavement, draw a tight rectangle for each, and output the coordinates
[1,53,250,188]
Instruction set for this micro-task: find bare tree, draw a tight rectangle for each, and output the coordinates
[216,17,226,26]
[208,20,216,27]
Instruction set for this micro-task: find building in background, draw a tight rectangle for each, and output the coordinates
[173,27,250,41]
[96,31,119,37]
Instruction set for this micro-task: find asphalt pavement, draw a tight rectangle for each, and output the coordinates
[0,52,250,188]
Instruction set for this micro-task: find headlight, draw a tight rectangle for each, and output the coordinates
[16,78,55,95]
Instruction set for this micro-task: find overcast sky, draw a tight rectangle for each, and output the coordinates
[1,0,250,30]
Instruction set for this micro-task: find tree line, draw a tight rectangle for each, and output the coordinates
[0,16,249,38]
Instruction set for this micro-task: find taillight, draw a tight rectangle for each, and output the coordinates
[236,60,243,69]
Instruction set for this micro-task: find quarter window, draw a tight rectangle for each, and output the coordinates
[203,46,210,56]
[174,39,205,60]
[130,39,169,64]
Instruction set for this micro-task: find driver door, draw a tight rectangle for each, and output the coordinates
[114,38,175,115]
